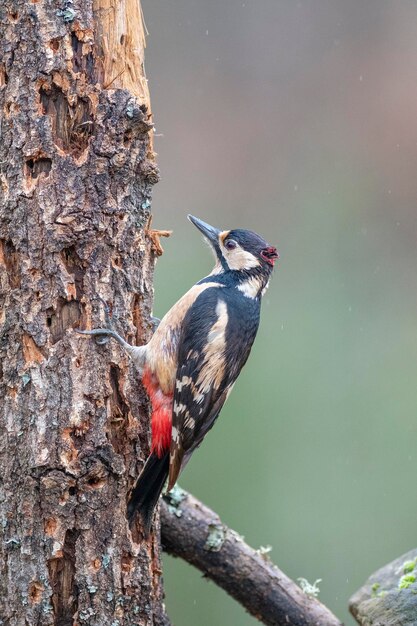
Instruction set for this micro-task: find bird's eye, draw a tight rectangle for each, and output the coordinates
[225,239,237,251]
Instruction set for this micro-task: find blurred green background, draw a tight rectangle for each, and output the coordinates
[142,2,417,624]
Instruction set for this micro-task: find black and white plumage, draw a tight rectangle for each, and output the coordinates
[168,276,261,489]
[78,215,278,534]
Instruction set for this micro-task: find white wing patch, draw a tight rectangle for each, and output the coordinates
[145,281,223,394]
[176,376,192,392]
[196,299,228,393]
[215,298,227,319]
[184,415,196,429]
[172,426,180,442]
[175,374,205,405]
[173,401,188,415]
[193,390,205,404]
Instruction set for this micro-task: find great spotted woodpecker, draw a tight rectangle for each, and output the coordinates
[78,215,278,534]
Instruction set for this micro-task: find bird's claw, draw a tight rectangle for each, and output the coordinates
[75,296,117,345]
[75,327,115,346]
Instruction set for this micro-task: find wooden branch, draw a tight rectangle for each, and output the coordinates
[160,489,342,626]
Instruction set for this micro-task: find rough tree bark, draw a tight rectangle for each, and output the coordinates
[0,1,167,624]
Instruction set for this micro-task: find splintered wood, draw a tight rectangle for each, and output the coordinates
[145,215,172,256]
[93,0,150,105]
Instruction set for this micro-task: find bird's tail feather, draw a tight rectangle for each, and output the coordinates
[127,451,169,536]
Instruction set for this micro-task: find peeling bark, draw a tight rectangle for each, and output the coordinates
[0,1,167,624]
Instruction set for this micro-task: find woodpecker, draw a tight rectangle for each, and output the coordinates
[78,215,278,535]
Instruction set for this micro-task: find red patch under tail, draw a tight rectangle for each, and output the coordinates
[142,368,172,458]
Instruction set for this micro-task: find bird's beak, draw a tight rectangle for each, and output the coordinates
[188,215,221,245]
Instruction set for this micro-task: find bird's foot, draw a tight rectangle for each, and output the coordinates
[76,296,128,347]
[75,327,128,347]
[76,298,146,370]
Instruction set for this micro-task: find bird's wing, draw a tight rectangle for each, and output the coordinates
[168,286,259,490]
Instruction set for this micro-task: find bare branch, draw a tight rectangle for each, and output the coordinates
[160,488,342,626]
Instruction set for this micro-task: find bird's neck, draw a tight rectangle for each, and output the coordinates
[236,273,270,299]
[200,267,271,299]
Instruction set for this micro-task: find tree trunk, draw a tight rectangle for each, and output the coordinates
[0,1,167,624]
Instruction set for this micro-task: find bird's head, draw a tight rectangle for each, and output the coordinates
[188,214,279,280]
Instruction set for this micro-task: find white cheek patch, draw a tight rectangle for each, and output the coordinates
[219,240,260,271]
[237,276,263,299]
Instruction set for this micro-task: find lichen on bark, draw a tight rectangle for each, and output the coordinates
[0,0,168,624]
